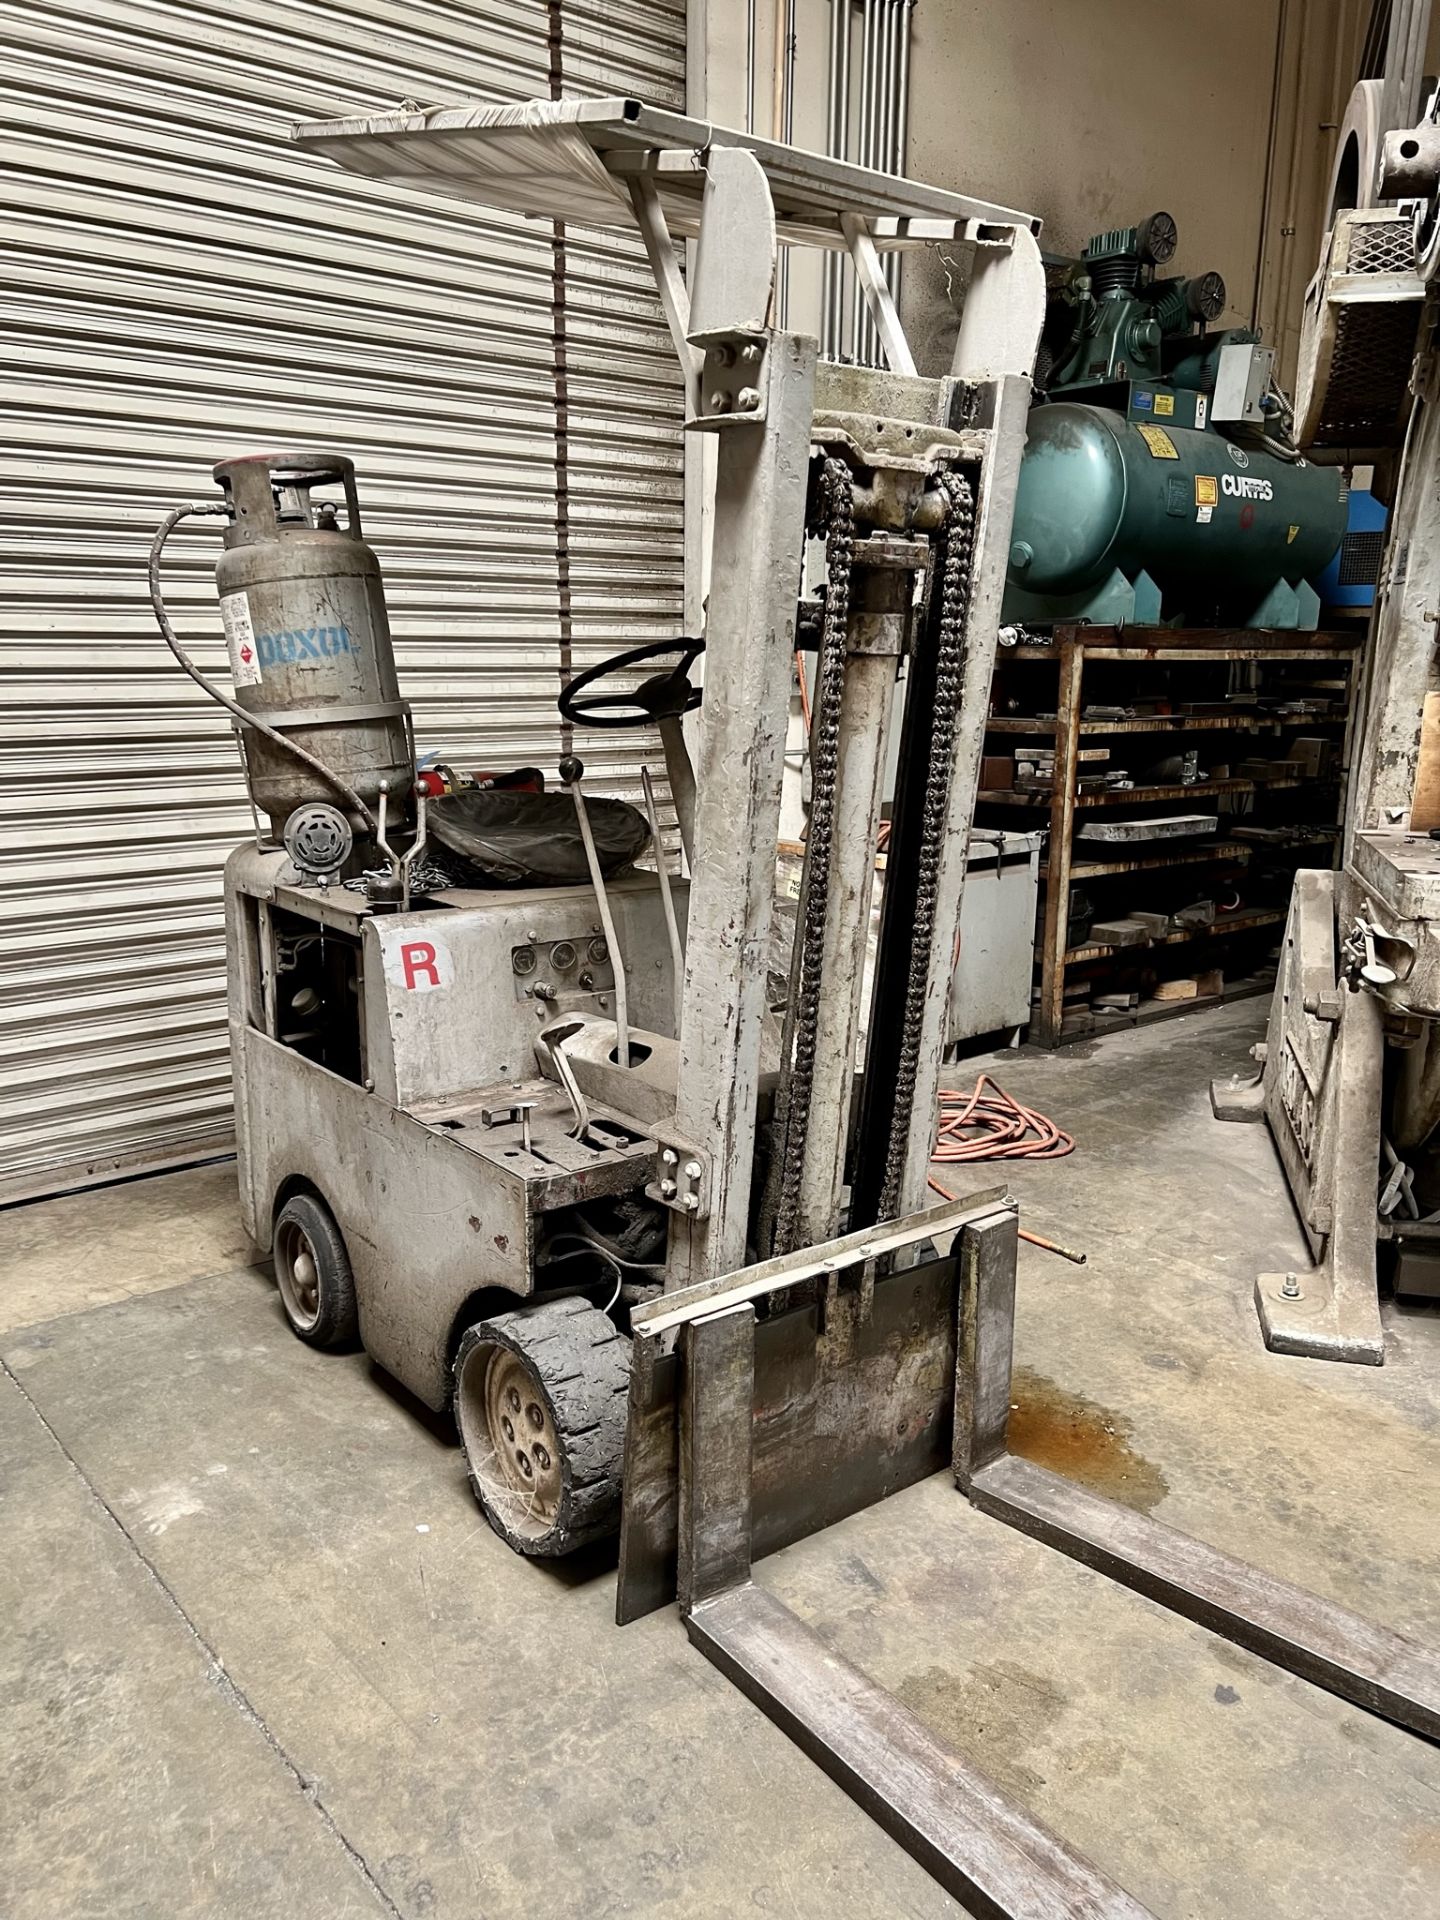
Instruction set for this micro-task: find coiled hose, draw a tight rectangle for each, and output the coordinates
[927,1074,1085,1264]
[931,1072,1075,1164]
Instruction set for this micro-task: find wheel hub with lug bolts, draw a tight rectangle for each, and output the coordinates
[474,1347,563,1530]
[277,1221,321,1330]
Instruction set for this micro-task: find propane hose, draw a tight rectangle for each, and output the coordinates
[147,503,377,834]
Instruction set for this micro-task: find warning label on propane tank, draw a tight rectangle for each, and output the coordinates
[220,592,262,688]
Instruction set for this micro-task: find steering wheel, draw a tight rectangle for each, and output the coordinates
[558,637,705,731]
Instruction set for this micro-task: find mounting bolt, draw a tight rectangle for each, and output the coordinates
[737,386,761,412]
[682,1193,700,1212]
[740,341,762,364]
[660,1179,677,1199]
[684,1160,702,1179]
[709,390,732,414]
[1281,1271,1301,1299]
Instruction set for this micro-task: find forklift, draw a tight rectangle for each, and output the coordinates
[150,96,1440,1920]
[148,101,1043,1562]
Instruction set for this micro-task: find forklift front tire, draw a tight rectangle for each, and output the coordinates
[454,1298,629,1557]
[272,1192,360,1351]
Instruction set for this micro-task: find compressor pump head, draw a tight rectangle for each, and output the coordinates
[1039,212,1230,394]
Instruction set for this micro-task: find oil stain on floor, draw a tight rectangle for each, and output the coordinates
[1006,1366,1169,1513]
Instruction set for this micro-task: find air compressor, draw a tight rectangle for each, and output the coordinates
[1003,214,1348,630]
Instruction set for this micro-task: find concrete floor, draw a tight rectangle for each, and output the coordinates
[3,999,1439,1919]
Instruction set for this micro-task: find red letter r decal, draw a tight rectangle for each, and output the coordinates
[400,942,440,990]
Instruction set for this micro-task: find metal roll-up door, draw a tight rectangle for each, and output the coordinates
[1,1,686,1202]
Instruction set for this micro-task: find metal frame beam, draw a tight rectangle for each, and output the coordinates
[666,327,816,1286]
[840,212,917,375]
[626,175,702,417]
[893,374,1036,1217]
[792,564,907,1246]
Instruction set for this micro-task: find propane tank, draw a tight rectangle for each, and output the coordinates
[212,451,412,840]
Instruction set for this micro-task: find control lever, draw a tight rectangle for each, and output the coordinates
[559,755,632,1067]
[479,1093,537,1156]
[368,780,405,908]
[399,786,428,910]
[538,1017,594,1145]
[640,763,685,1011]
[1360,922,1397,989]
[1343,900,1416,991]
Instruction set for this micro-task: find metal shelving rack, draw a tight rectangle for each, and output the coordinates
[977,624,1366,1047]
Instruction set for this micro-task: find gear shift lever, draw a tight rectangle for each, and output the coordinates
[559,755,632,1067]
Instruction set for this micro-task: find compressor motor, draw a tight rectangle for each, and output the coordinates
[1004,214,1347,631]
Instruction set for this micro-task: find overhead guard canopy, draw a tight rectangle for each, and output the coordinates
[294,95,1041,251]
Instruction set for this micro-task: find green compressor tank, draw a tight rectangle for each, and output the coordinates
[1004,213,1347,629]
[1004,403,1348,631]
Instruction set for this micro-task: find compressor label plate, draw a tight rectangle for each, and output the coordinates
[220,592,262,687]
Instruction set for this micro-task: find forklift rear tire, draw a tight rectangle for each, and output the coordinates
[272,1192,360,1351]
[453,1297,629,1557]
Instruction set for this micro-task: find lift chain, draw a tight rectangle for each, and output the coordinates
[877,467,976,1221]
[771,456,855,1256]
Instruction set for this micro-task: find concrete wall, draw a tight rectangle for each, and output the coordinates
[694,0,1295,377]
[907,2,1282,291]
[903,0,1284,371]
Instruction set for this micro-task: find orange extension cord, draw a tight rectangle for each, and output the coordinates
[926,1075,1084,1264]
[930,1072,1075,1165]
